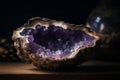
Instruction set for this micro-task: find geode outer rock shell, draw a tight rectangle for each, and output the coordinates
[12,17,99,70]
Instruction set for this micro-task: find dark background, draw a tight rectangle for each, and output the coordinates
[0,0,98,38]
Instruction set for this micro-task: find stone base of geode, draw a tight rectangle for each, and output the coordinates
[30,47,95,70]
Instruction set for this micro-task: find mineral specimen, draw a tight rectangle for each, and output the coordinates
[0,38,20,62]
[12,17,99,70]
[86,2,120,61]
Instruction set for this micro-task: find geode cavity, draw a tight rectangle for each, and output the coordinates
[12,17,99,70]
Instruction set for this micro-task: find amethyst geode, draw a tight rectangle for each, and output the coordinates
[12,17,99,70]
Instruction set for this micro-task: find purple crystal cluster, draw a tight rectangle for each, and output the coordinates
[20,25,95,60]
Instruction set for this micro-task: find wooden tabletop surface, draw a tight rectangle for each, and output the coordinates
[0,60,120,80]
